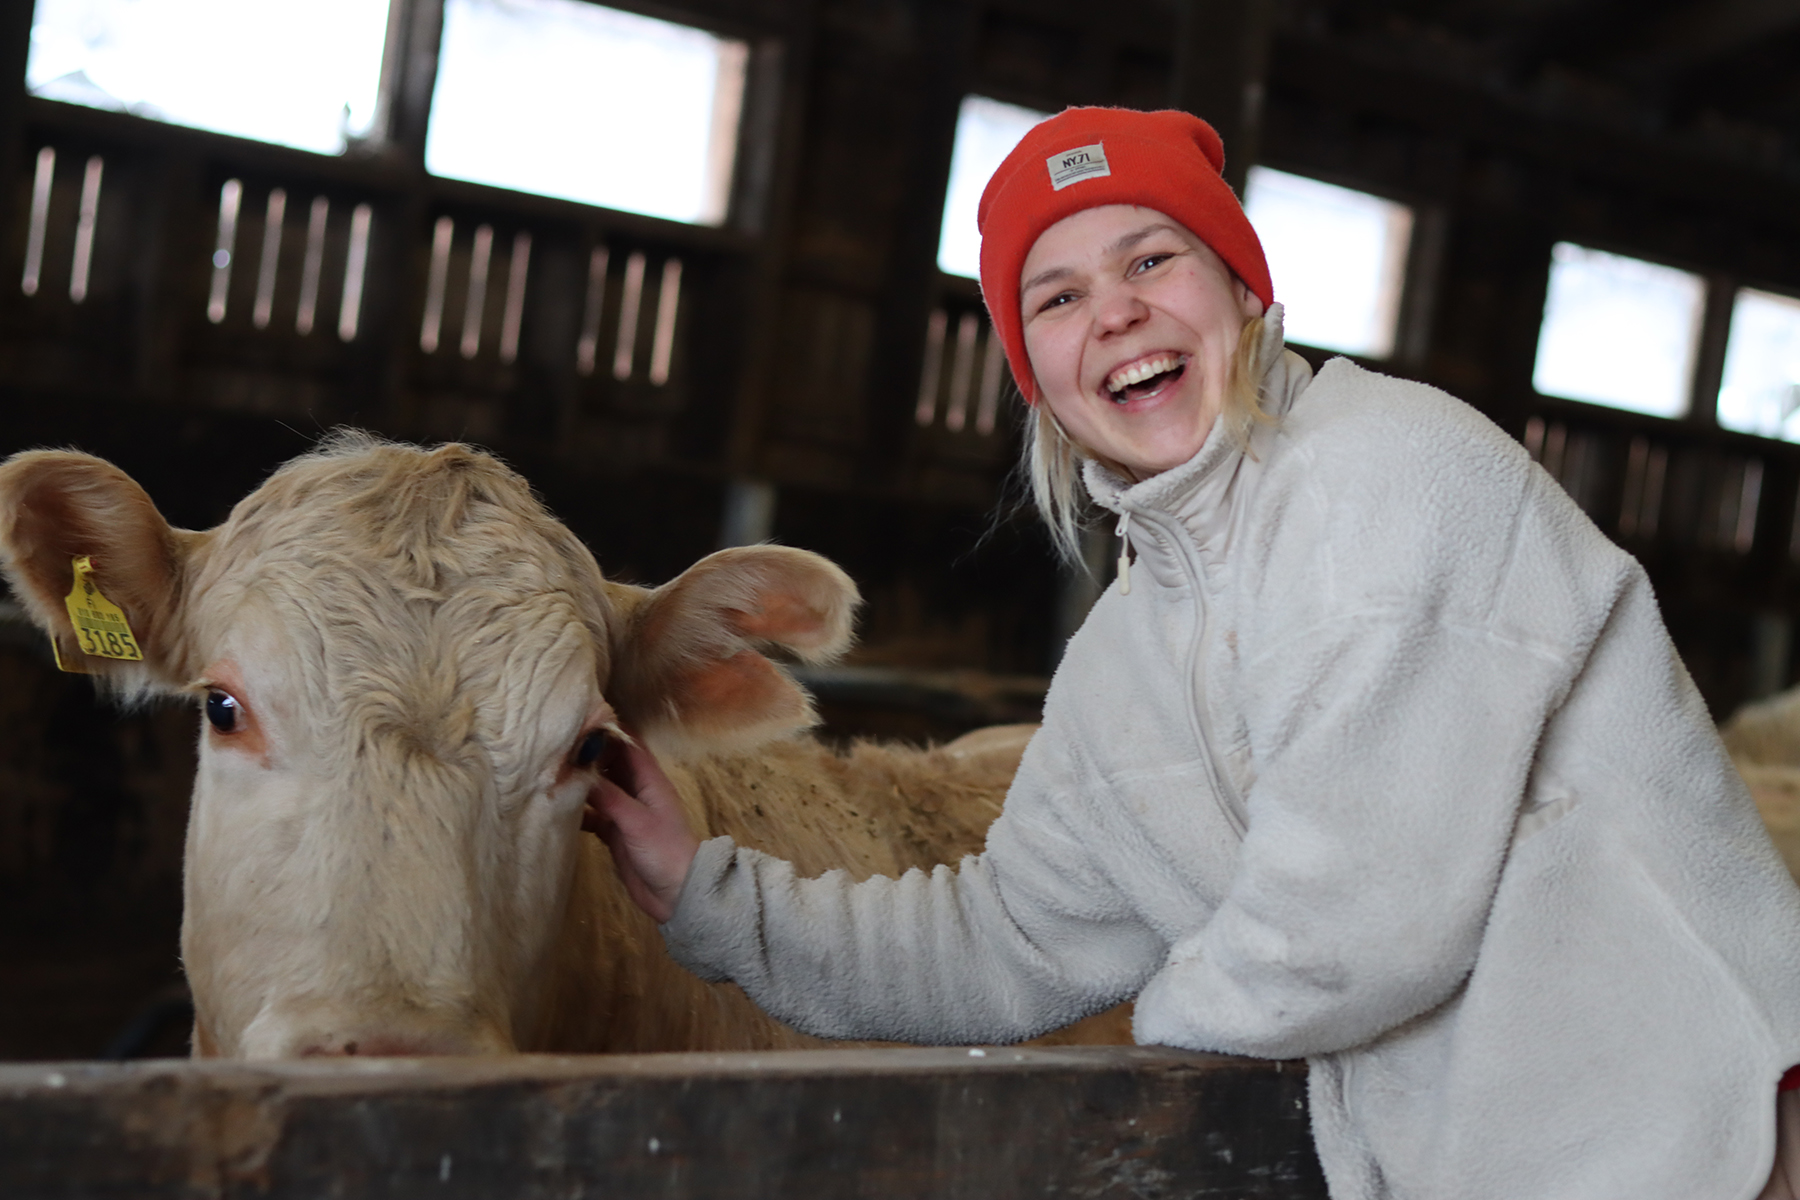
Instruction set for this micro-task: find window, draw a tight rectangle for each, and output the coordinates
[1242,167,1413,359]
[425,0,748,226]
[26,0,392,155]
[937,96,1050,280]
[1532,243,1705,419]
[1717,288,1800,443]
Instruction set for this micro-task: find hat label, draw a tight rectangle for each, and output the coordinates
[1046,143,1110,191]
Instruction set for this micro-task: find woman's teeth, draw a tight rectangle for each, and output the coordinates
[1105,354,1185,402]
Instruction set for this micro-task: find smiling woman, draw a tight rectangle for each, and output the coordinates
[1017,207,1263,484]
[592,104,1800,1200]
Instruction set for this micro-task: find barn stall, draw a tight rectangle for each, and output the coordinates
[2,0,1800,1191]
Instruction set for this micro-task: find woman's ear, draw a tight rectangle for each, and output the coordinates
[1235,276,1265,320]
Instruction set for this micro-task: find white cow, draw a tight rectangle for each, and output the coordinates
[0,436,1128,1056]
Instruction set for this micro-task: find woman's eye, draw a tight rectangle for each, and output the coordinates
[1135,253,1173,274]
[574,729,608,768]
[205,690,240,734]
[1037,291,1075,313]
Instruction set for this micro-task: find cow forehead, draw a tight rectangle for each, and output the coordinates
[206,438,601,591]
[189,439,615,770]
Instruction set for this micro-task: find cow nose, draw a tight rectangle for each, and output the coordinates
[241,1007,518,1058]
[301,1036,416,1057]
[296,1028,507,1057]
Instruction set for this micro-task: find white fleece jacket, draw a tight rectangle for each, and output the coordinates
[663,332,1800,1199]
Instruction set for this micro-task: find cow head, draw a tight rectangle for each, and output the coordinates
[0,437,856,1057]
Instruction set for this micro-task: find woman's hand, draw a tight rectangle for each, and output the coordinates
[582,739,700,924]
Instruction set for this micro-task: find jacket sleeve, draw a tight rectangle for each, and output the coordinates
[1135,431,1636,1059]
[659,747,1167,1044]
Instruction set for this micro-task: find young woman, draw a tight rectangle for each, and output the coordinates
[590,106,1800,1200]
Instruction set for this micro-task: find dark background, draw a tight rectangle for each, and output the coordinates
[6,0,1800,1059]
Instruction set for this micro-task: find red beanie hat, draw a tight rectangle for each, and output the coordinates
[977,107,1273,405]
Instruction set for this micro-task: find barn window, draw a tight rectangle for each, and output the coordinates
[937,95,1050,280]
[25,0,392,155]
[1532,243,1705,419]
[1243,168,1413,360]
[424,0,748,226]
[1717,288,1800,443]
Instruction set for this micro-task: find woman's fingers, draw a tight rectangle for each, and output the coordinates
[588,774,664,841]
[584,740,674,835]
[603,739,682,808]
[584,743,700,924]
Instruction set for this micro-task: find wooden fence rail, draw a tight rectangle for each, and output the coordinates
[0,1046,1326,1199]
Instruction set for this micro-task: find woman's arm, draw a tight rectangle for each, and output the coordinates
[590,739,1163,1044]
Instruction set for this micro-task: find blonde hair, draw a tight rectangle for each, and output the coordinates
[1026,314,1275,565]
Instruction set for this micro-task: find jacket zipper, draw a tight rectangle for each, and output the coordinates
[1115,511,1132,596]
[1131,506,1249,839]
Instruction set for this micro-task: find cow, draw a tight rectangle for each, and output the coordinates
[0,436,1128,1057]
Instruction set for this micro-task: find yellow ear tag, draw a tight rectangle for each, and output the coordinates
[60,555,143,664]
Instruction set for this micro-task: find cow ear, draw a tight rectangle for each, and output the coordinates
[608,546,859,758]
[0,450,205,695]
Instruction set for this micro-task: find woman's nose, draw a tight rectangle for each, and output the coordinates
[1091,284,1147,334]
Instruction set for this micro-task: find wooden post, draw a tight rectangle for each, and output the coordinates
[0,1047,1327,1198]
[1169,0,1276,194]
[0,2,34,244]
[722,4,823,482]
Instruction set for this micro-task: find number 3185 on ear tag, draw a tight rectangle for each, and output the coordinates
[61,555,143,662]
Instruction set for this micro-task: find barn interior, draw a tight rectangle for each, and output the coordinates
[3,0,1800,1075]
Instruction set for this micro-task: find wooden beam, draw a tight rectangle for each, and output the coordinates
[0,2,36,247]
[1170,0,1276,193]
[860,0,981,493]
[1267,33,1800,229]
[1435,0,1601,19]
[1604,0,1800,82]
[382,0,445,163]
[723,2,823,480]
[791,663,1048,728]
[0,1047,1326,1199]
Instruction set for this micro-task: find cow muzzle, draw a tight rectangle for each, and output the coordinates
[240,1007,516,1058]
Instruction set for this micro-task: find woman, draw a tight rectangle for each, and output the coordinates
[591,107,1800,1199]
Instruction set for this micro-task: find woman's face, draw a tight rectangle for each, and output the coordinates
[1020,204,1263,481]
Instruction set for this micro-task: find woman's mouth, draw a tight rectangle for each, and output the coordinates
[1104,354,1187,404]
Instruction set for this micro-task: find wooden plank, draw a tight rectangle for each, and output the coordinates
[1267,34,1800,226]
[0,1047,1326,1199]
[791,664,1048,729]
[1603,0,1800,82]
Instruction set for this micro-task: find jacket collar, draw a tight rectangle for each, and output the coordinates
[1081,305,1313,583]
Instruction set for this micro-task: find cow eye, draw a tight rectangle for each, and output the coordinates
[205,690,241,734]
[574,729,608,768]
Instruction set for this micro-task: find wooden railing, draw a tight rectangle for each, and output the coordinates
[0,1047,1326,1198]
